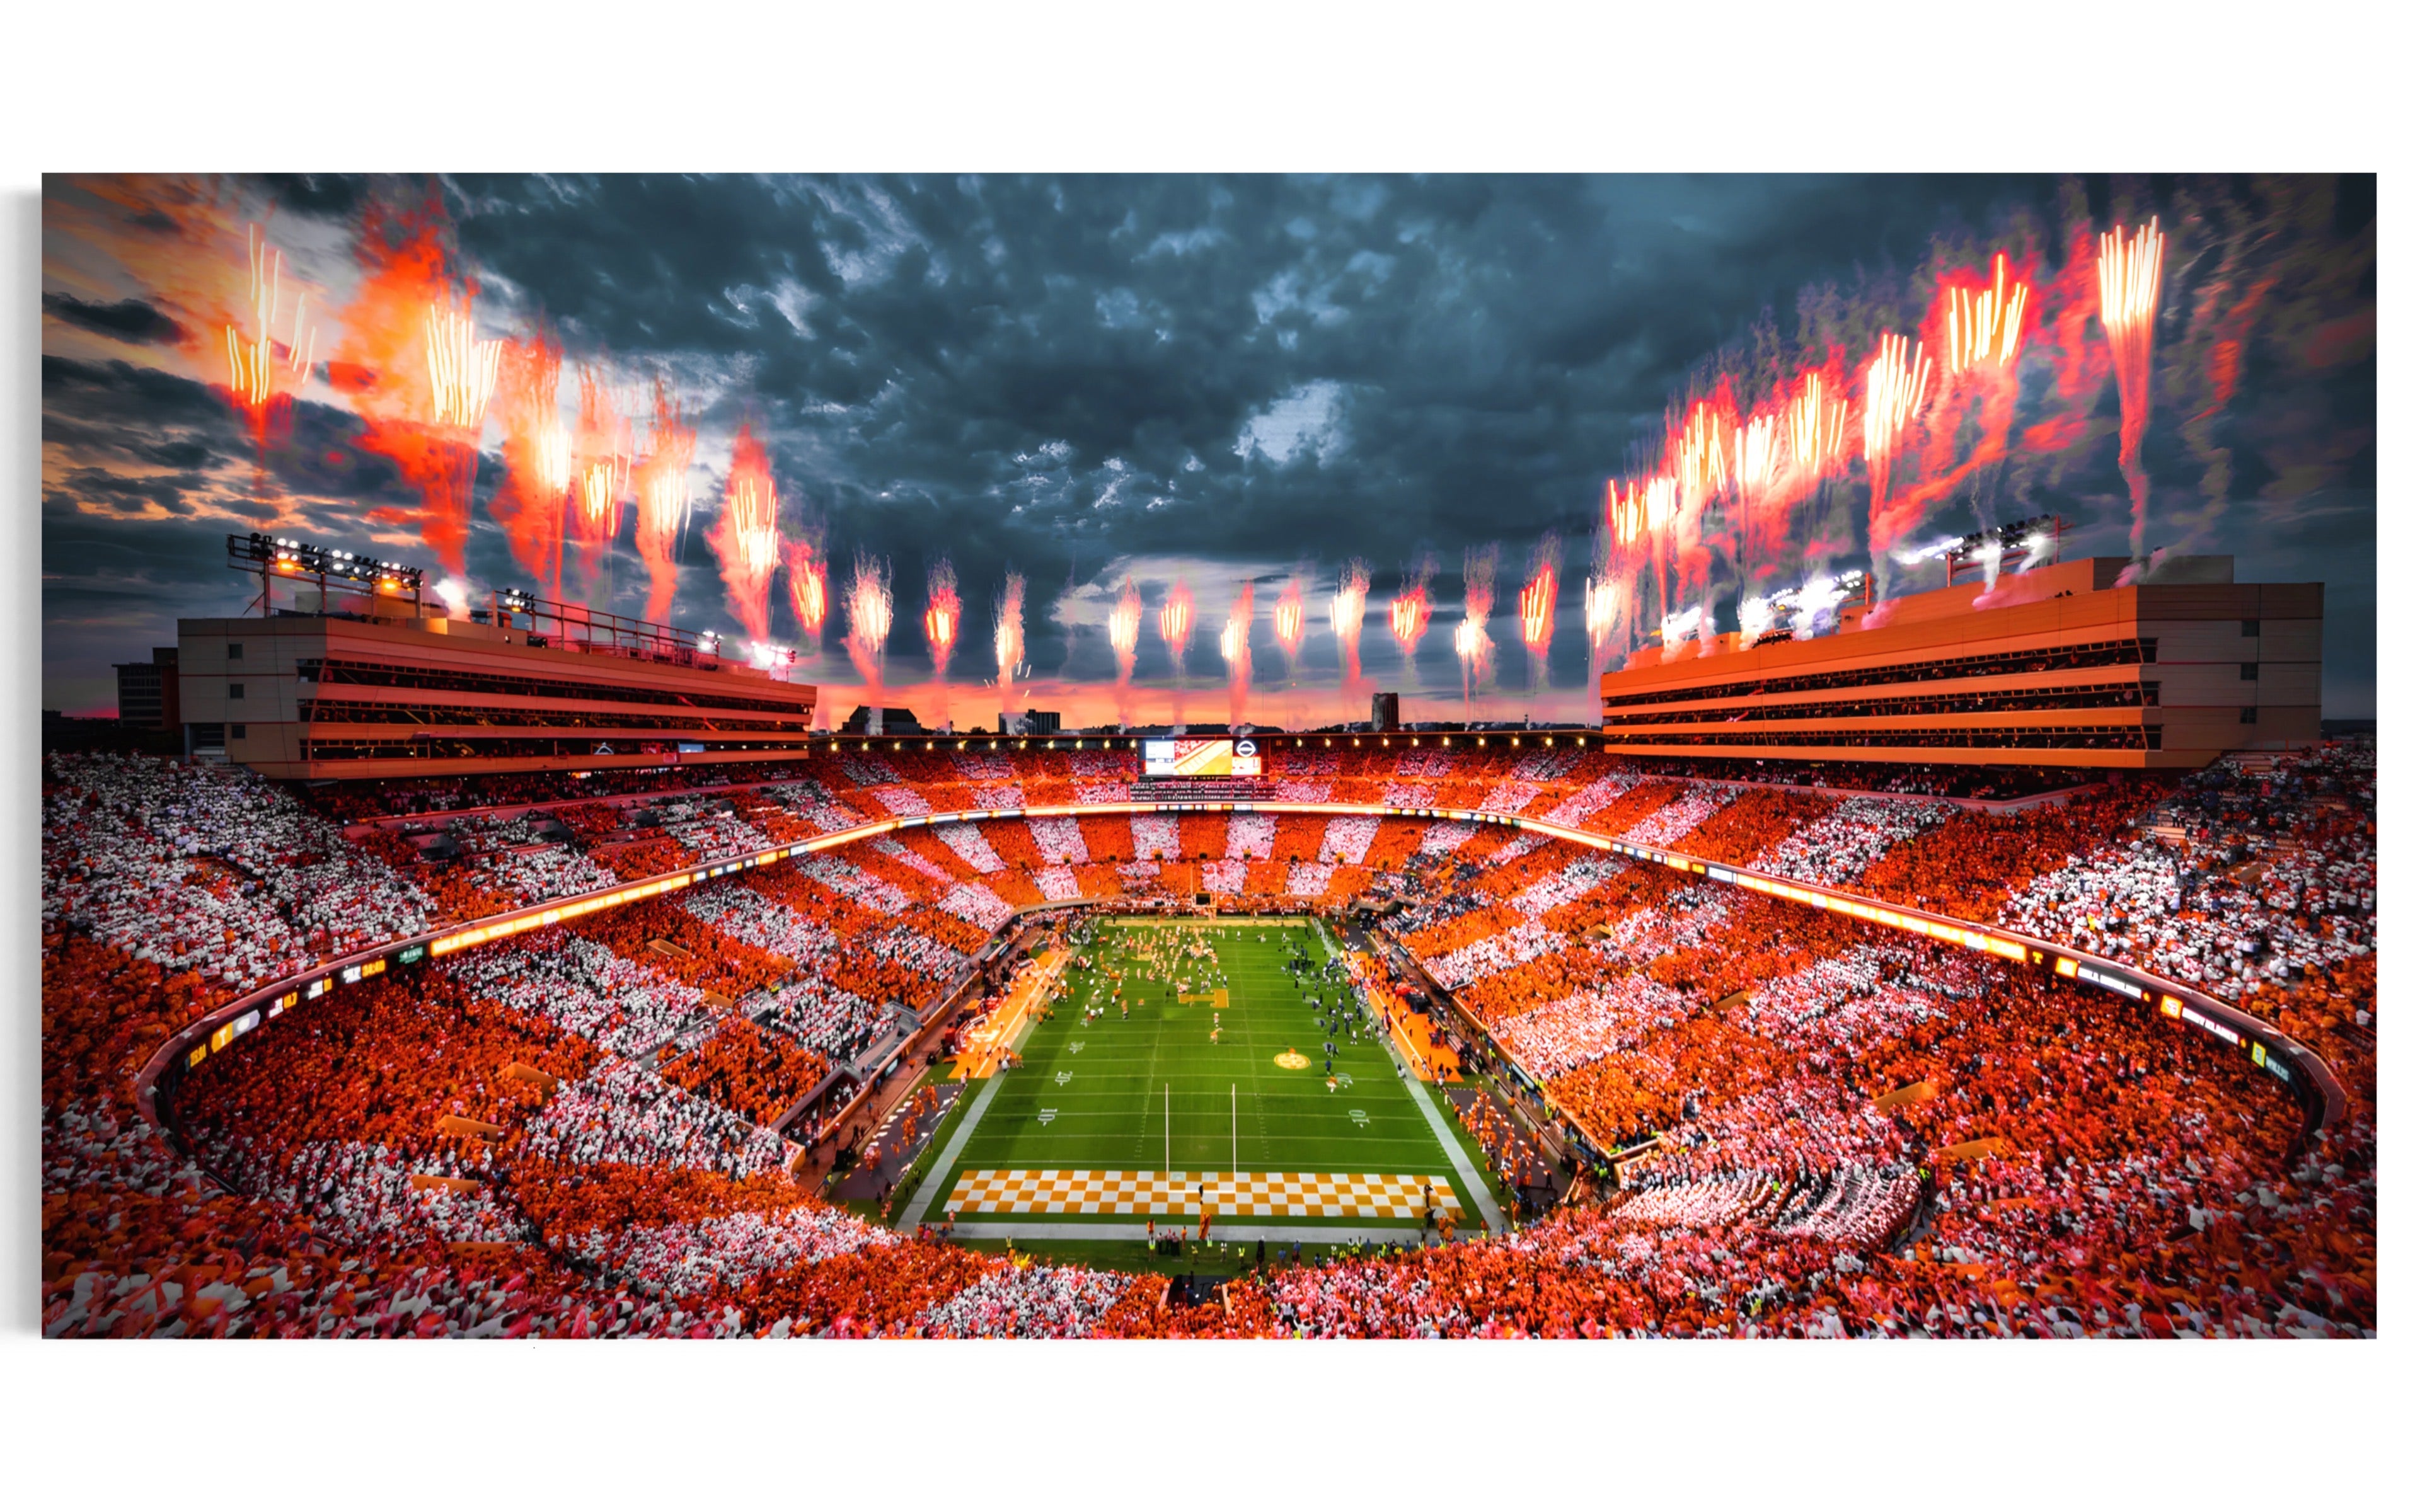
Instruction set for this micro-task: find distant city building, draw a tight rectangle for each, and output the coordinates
[1371,691,1400,731]
[996,709,1062,735]
[113,646,179,729]
[843,706,924,735]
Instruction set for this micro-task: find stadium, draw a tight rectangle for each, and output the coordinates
[36,168,2378,1354]
[38,532,2375,1338]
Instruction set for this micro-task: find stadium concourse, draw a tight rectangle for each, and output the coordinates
[41,738,2375,1337]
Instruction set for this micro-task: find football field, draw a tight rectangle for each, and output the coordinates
[906,919,1489,1235]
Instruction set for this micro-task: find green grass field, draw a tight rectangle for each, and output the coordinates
[914,919,1482,1231]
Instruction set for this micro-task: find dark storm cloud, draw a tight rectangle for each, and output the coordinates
[47,174,2377,716]
[42,292,185,345]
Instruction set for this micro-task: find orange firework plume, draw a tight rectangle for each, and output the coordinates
[570,368,631,594]
[1457,542,1497,709]
[844,552,894,733]
[424,304,502,430]
[1332,557,1370,697]
[490,333,570,596]
[1108,577,1143,728]
[1158,579,1194,677]
[708,421,782,642]
[1221,581,1255,727]
[2098,218,2166,558]
[1272,573,1306,671]
[994,570,1026,719]
[1674,399,1734,500]
[1945,251,2031,375]
[330,201,492,578]
[923,559,960,730]
[1389,555,1434,669]
[221,223,316,445]
[1785,369,1848,479]
[782,539,827,644]
[1519,554,1557,655]
[1862,333,1932,571]
[633,379,696,623]
[1584,574,1623,660]
[1158,578,1193,730]
[1607,474,1677,626]
[1733,411,1781,587]
[1519,534,1559,711]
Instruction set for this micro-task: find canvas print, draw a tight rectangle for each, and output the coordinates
[40,173,2374,1338]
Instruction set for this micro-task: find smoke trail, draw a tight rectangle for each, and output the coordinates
[1270,566,1307,728]
[332,199,493,580]
[994,570,1027,726]
[633,378,696,624]
[1107,578,1142,731]
[1456,543,1497,713]
[923,559,960,731]
[1860,332,1932,599]
[220,222,315,457]
[1519,533,1560,707]
[2099,219,2167,561]
[490,333,569,598]
[570,367,631,599]
[1220,580,1255,730]
[708,421,781,643]
[845,551,893,735]
[1158,578,1194,731]
[1332,557,1370,712]
[782,536,827,648]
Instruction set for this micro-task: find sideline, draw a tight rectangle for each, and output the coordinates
[1359,971,1508,1235]
[894,1072,1006,1231]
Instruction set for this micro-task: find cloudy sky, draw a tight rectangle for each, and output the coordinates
[41,173,2375,727]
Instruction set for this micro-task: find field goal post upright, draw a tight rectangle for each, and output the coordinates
[1231,1082,1238,1201]
[1164,1082,1170,1179]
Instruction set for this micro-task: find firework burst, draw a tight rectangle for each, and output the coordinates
[1158,578,1194,730]
[924,559,960,730]
[2098,218,2166,558]
[1331,557,1370,711]
[491,333,570,596]
[1389,554,1434,679]
[1457,543,1497,711]
[1862,332,1933,580]
[1108,578,1143,730]
[1519,535,1559,702]
[221,224,315,445]
[1220,581,1255,728]
[783,539,827,646]
[846,552,894,733]
[994,571,1027,723]
[633,379,696,624]
[570,368,631,595]
[708,421,782,642]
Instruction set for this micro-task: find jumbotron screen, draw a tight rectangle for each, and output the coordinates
[1141,737,1261,778]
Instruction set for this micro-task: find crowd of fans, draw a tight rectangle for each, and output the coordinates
[40,738,2373,1336]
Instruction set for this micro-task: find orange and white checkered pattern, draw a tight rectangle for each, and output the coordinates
[943,1169,1462,1219]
